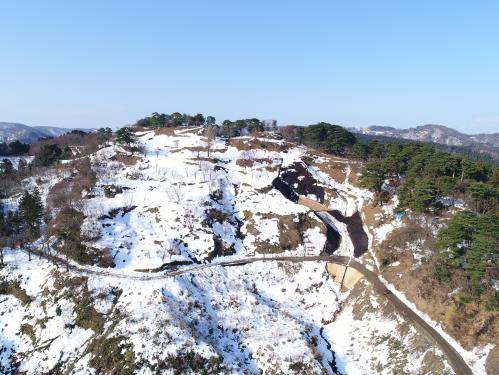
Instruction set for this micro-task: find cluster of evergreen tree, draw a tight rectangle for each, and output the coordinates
[0,158,30,199]
[301,123,357,156]
[357,141,497,213]
[355,133,498,167]
[133,111,280,138]
[437,210,498,279]
[97,127,113,143]
[0,159,15,176]
[29,128,113,168]
[0,140,30,156]
[352,139,497,306]
[278,123,357,156]
[134,112,216,128]
[220,118,275,137]
[1,158,29,176]
[116,127,134,145]
[277,122,497,303]
[0,189,43,265]
[34,144,63,167]
[435,210,498,307]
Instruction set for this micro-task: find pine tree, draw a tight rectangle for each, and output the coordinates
[116,127,133,145]
[34,144,62,166]
[437,210,477,267]
[465,214,499,279]
[0,159,14,175]
[19,188,44,238]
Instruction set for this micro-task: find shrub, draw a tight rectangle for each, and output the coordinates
[80,219,101,241]
[156,351,224,374]
[0,280,32,305]
[89,336,136,375]
[20,323,36,344]
[103,184,123,198]
[34,144,62,166]
[74,294,105,333]
[50,206,114,267]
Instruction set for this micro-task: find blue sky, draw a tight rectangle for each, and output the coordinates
[1,1,498,133]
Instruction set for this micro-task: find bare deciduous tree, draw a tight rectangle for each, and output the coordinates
[166,183,185,205]
[185,206,196,233]
[204,126,217,157]
[123,192,135,209]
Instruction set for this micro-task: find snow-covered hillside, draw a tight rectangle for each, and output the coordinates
[351,124,499,147]
[0,122,74,144]
[0,128,491,374]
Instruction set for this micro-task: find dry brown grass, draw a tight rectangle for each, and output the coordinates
[307,157,347,183]
[145,207,161,223]
[236,158,273,168]
[380,223,499,350]
[302,150,364,187]
[486,346,499,374]
[111,153,141,166]
[46,157,97,212]
[131,126,151,133]
[177,126,203,134]
[153,127,177,136]
[298,196,329,211]
[348,162,363,187]
[249,131,282,140]
[228,137,292,152]
[151,126,201,136]
[245,212,323,254]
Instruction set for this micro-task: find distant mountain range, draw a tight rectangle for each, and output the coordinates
[2,121,498,157]
[0,122,77,144]
[349,124,499,148]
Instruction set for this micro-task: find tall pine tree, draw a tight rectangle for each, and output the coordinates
[19,188,44,238]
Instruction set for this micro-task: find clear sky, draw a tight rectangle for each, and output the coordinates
[1,1,498,133]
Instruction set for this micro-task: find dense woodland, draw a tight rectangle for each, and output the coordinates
[1,114,497,310]
[355,133,499,167]
[0,140,30,156]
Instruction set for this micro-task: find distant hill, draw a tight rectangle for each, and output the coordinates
[349,124,499,163]
[0,122,75,144]
[350,124,499,147]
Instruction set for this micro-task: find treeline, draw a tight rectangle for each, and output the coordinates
[435,210,498,308]
[279,124,496,214]
[220,119,277,137]
[0,189,44,265]
[134,112,216,128]
[133,111,278,137]
[355,133,498,167]
[0,140,30,156]
[357,141,497,214]
[29,128,113,167]
[362,139,498,306]
[279,123,356,156]
[437,210,497,278]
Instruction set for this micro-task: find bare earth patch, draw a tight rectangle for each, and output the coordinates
[228,137,293,152]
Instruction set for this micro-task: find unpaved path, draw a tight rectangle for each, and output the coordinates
[21,248,472,375]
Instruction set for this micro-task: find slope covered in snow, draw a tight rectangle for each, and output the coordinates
[0,128,491,374]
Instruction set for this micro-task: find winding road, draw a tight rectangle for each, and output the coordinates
[23,248,472,375]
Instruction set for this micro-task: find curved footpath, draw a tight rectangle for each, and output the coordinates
[21,249,472,375]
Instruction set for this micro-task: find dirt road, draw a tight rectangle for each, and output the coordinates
[21,248,472,375]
